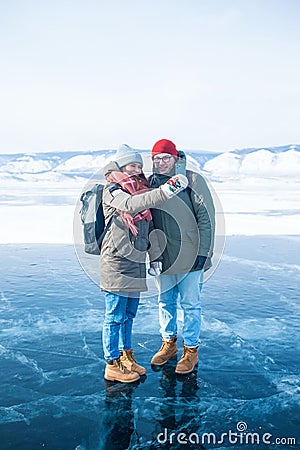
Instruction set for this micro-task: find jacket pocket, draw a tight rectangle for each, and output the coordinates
[186,229,200,245]
[109,221,134,258]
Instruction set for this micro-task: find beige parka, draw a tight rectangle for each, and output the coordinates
[100,182,168,293]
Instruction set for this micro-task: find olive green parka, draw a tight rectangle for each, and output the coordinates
[149,166,215,274]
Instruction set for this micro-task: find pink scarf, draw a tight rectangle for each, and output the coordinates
[106,171,152,238]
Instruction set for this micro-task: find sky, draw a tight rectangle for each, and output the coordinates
[0,0,300,154]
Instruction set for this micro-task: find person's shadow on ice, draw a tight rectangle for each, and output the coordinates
[150,361,206,449]
[99,379,140,450]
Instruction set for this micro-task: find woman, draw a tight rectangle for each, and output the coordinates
[100,144,188,383]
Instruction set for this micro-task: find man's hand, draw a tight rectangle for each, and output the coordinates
[192,256,207,270]
[160,174,188,198]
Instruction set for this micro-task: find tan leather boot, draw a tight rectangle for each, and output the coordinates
[120,349,146,376]
[175,346,198,374]
[104,358,140,383]
[151,337,178,366]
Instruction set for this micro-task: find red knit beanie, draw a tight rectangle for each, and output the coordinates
[151,139,178,160]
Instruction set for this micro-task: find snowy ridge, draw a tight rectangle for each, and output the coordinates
[0,144,299,182]
[204,145,300,179]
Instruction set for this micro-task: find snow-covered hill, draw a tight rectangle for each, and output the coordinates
[203,145,300,180]
[0,150,114,183]
[0,144,299,183]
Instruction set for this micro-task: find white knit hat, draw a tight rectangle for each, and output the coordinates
[115,144,143,168]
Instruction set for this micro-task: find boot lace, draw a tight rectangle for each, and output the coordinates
[124,349,135,362]
[116,358,127,373]
[180,346,196,361]
[160,339,175,353]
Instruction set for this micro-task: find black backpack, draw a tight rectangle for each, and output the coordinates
[80,184,112,254]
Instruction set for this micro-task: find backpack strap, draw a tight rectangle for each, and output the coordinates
[108,182,122,195]
[97,215,113,250]
[97,183,119,250]
[185,170,196,215]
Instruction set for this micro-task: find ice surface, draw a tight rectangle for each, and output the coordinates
[0,238,299,449]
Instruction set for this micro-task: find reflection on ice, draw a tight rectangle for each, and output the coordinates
[0,237,299,449]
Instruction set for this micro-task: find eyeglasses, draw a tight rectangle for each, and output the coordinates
[153,155,173,163]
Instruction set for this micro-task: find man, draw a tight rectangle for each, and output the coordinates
[149,139,215,374]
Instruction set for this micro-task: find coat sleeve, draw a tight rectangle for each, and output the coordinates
[103,184,168,214]
[147,220,163,262]
[189,172,215,258]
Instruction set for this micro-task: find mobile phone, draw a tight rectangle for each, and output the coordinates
[176,150,186,175]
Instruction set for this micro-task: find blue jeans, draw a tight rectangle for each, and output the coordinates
[155,271,203,348]
[102,292,140,361]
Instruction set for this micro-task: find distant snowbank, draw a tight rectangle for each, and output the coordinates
[1,205,74,243]
[0,177,299,243]
[0,145,299,242]
[204,149,300,179]
[1,205,298,243]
